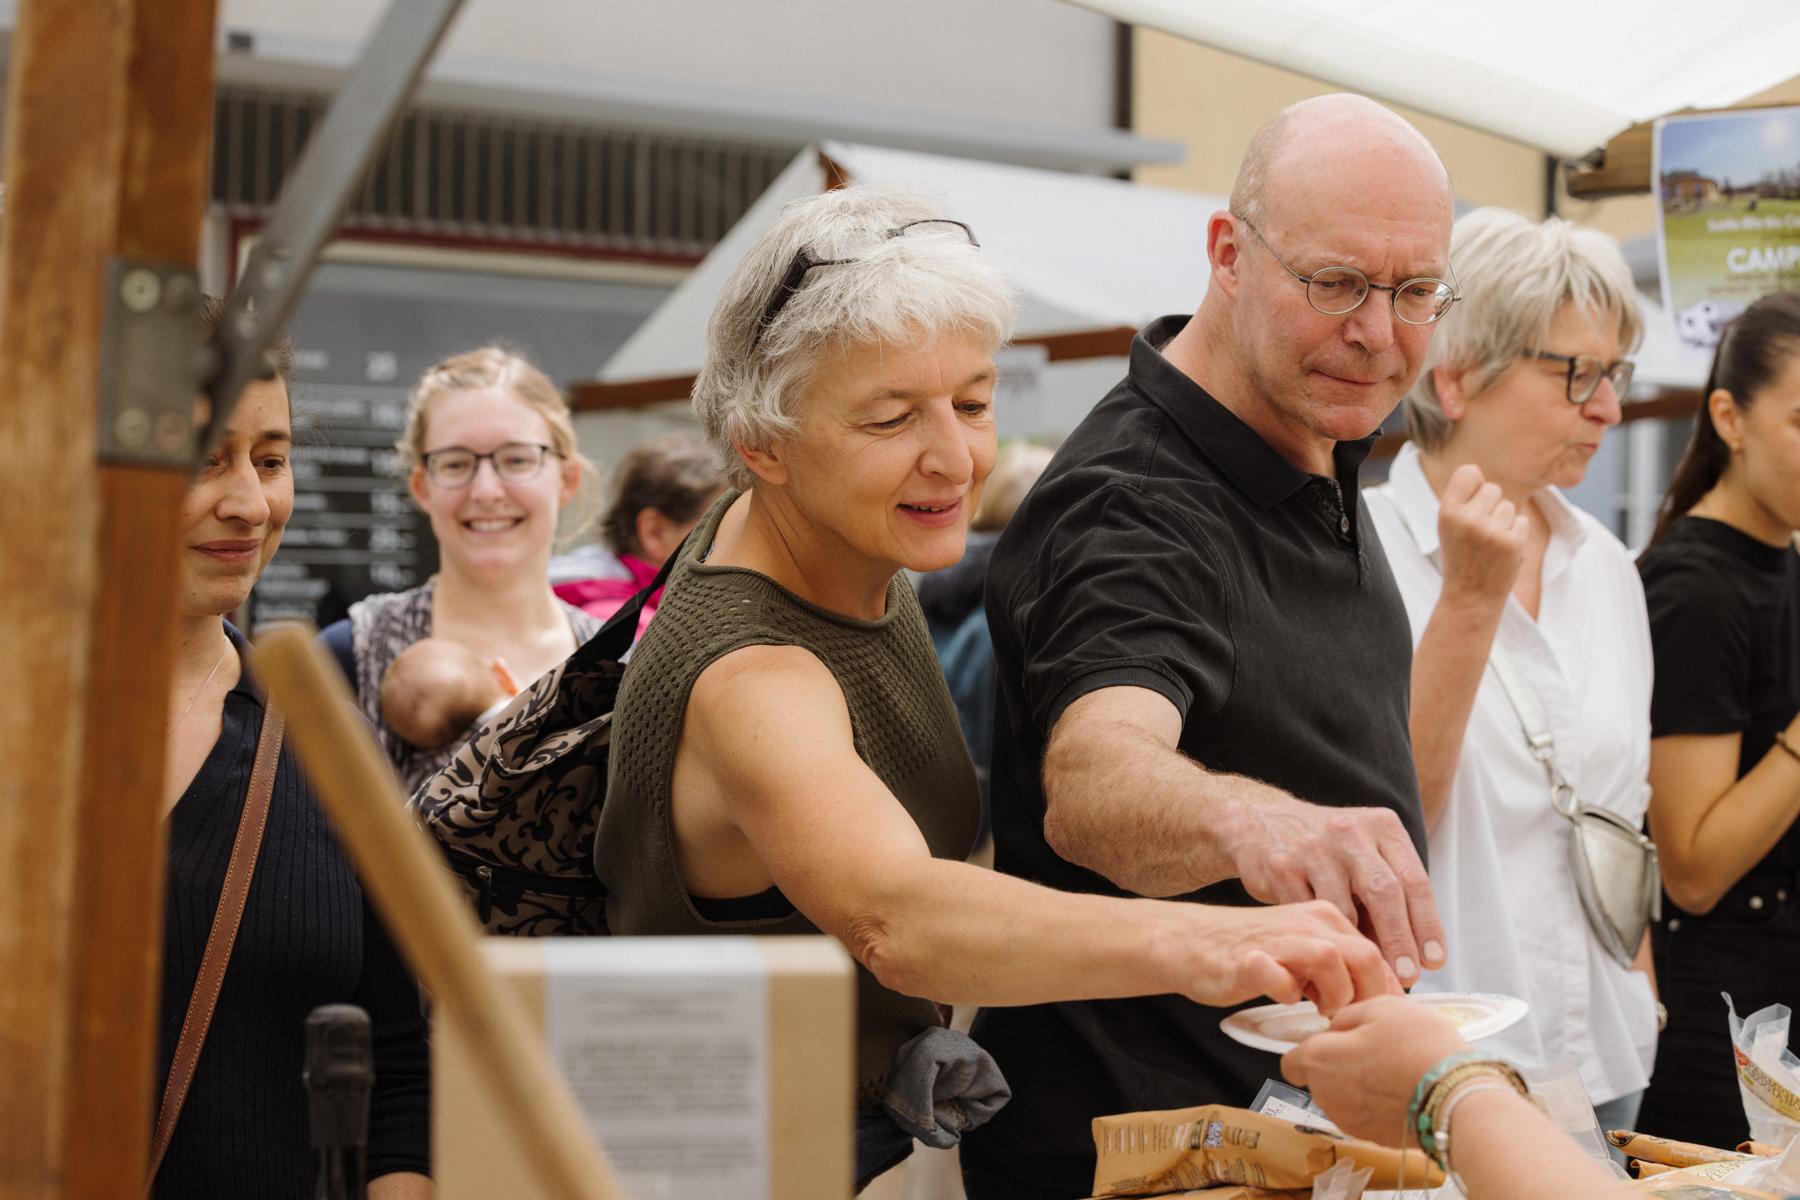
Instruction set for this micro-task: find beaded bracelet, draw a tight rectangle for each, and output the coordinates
[1408,1051,1483,1155]
[1416,1060,1530,1170]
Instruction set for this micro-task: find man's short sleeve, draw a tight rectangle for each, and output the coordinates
[991,482,1234,736]
[1644,560,1755,737]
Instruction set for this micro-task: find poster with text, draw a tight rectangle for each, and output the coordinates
[1655,105,1800,350]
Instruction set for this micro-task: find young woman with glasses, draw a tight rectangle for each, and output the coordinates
[321,347,601,792]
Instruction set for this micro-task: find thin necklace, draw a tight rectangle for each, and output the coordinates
[173,644,230,730]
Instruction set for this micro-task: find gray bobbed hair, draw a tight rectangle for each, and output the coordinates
[1404,206,1643,451]
[691,182,1017,489]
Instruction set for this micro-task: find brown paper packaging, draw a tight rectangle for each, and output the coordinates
[1608,1130,1753,1168]
[1089,1104,1445,1196]
[1086,1191,1308,1200]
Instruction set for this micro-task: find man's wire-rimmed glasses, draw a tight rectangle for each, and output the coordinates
[420,442,559,488]
[1524,350,1635,405]
[1234,213,1460,326]
[749,219,981,353]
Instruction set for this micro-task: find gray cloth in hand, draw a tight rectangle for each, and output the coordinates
[880,1026,1011,1149]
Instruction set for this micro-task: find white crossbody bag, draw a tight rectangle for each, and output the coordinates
[1373,484,1660,968]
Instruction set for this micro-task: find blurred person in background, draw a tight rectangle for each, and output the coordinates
[322,347,600,792]
[916,440,1054,829]
[157,299,428,1198]
[554,430,725,636]
[1636,291,1800,1148]
[596,182,1400,1194]
[1366,207,1657,1133]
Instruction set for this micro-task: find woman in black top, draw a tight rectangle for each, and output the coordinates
[156,302,429,1198]
[1636,291,1800,1148]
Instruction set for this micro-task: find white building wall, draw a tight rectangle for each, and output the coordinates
[216,0,1122,135]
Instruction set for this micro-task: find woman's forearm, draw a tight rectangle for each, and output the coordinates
[1408,593,1507,829]
[369,1171,431,1200]
[1656,722,1800,914]
[847,857,1387,1012]
[847,856,1189,1006]
[1443,1087,1629,1200]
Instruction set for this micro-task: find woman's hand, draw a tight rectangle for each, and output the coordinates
[1280,995,1470,1145]
[1436,463,1529,607]
[1177,900,1401,1014]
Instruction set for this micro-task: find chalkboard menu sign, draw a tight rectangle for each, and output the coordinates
[254,378,428,626]
[250,252,674,627]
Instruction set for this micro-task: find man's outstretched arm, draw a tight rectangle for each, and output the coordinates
[1042,685,1447,986]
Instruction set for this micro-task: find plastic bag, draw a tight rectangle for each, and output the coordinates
[1311,1158,1372,1199]
[1725,992,1800,1148]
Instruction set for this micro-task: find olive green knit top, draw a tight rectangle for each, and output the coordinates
[596,492,981,1104]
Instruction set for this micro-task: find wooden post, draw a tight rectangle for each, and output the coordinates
[252,626,628,1200]
[0,0,218,1195]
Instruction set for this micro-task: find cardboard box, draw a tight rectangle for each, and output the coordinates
[435,936,855,1200]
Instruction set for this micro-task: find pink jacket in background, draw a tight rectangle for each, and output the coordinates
[553,553,662,640]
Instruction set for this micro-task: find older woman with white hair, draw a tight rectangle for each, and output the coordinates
[1366,207,1656,1131]
[595,183,1398,1191]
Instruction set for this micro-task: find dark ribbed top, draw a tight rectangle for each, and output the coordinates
[597,494,980,1104]
[155,624,430,1198]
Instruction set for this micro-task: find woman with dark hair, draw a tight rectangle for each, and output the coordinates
[156,299,429,1197]
[554,431,724,635]
[1635,290,1800,1146]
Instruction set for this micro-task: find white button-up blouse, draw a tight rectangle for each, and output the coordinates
[1367,441,1659,1105]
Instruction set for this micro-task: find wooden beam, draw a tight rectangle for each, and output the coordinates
[1565,101,1800,199]
[570,372,700,411]
[0,0,217,1195]
[1029,324,1136,362]
[568,325,1143,412]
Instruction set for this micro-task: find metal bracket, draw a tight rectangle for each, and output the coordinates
[96,258,212,467]
[200,0,466,458]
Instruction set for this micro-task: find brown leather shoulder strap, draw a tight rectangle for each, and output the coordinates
[146,701,285,1189]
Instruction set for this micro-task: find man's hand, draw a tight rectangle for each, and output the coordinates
[1226,798,1445,985]
[1175,899,1401,1015]
[1437,463,1528,606]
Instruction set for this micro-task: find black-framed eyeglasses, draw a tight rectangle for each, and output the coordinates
[748,219,981,353]
[1235,213,1460,326]
[420,442,559,488]
[1524,350,1635,405]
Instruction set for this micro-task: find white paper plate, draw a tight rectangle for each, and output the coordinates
[1220,992,1529,1055]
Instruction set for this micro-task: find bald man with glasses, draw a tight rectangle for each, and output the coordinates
[961,95,1459,1200]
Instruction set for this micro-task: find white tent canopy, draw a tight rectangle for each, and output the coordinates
[1061,0,1800,159]
[598,140,1707,397]
[599,141,1223,385]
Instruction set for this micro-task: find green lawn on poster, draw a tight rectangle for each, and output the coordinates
[1663,197,1800,311]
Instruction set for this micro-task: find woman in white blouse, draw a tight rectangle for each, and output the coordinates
[1365,207,1656,1132]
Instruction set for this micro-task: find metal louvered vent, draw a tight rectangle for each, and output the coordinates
[212,86,798,257]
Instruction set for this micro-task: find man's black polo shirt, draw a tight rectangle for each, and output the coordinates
[964,315,1423,1197]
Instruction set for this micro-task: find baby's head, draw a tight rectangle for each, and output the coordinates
[380,637,513,750]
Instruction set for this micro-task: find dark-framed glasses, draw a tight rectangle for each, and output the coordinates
[1236,214,1459,326]
[1525,350,1635,405]
[420,442,559,488]
[749,219,981,353]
